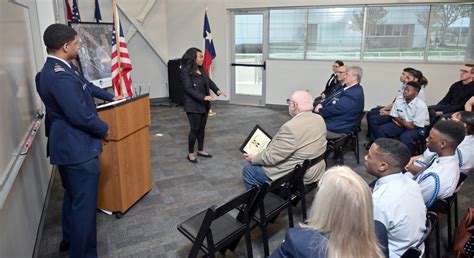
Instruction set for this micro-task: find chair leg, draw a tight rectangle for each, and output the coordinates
[301,193,307,222]
[454,194,459,227]
[245,228,253,258]
[435,220,440,258]
[447,204,453,248]
[288,205,294,228]
[261,224,270,257]
[426,235,431,258]
[354,134,360,164]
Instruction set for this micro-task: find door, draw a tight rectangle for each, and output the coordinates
[231,11,267,106]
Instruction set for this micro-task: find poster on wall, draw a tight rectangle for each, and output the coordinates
[69,22,113,88]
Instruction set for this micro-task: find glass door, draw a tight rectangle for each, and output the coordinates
[231,11,267,106]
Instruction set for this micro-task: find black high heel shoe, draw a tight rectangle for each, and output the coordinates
[187,156,198,163]
[197,152,213,158]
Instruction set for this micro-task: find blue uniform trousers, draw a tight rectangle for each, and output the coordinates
[367,112,393,142]
[58,157,100,258]
[376,122,423,154]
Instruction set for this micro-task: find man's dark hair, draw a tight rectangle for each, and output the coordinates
[432,120,465,148]
[334,60,344,66]
[403,67,415,73]
[458,111,474,135]
[406,81,421,92]
[43,24,77,53]
[373,138,411,172]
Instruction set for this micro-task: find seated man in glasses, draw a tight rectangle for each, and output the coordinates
[314,66,365,139]
[429,64,474,117]
[241,90,327,190]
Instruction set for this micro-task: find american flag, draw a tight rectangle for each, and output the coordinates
[111,6,133,97]
[71,0,81,22]
[203,11,216,76]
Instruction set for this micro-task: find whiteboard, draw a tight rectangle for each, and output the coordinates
[0,1,39,185]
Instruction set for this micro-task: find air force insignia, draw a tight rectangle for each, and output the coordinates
[53,63,65,73]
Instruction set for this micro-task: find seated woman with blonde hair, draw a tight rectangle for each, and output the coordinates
[270,166,385,258]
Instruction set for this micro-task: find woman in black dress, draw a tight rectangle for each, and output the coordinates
[181,47,227,163]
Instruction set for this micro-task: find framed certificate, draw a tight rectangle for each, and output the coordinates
[240,125,272,155]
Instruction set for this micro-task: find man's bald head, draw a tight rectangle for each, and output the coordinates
[289,90,313,116]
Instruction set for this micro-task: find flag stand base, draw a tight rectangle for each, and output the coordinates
[208,109,216,117]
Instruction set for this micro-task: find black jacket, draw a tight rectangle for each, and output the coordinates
[181,67,220,113]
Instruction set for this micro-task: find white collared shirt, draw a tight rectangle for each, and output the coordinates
[390,96,429,127]
[417,155,460,202]
[457,135,474,173]
[416,135,474,173]
[47,55,71,69]
[373,173,427,258]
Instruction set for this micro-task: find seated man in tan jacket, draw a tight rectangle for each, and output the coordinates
[242,90,327,190]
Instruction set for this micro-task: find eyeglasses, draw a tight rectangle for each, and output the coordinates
[286,99,297,105]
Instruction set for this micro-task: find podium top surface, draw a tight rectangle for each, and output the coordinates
[97,94,149,111]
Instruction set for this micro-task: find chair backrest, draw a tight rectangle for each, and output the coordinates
[267,169,295,194]
[190,187,260,257]
[352,111,367,133]
[401,211,438,258]
[418,211,438,246]
[290,160,311,193]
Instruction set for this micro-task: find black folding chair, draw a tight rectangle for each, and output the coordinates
[177,187,262,258]
[251,170,296,257]
[291,153,326,221]
[401,211,438,258]
[326,111,366,164]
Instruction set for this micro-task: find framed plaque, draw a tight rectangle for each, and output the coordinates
[240,125,272,155]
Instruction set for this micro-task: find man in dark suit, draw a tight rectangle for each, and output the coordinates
[315,66,365,139]
[36,24,120,258]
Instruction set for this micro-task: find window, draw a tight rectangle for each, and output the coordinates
[266,2,472,62]
[427,3,473,62]
[306,7,363,60]
[269,9,306,59]
[364,5,429,61]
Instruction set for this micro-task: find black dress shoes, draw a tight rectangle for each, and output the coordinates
[187,156,198,163]
[197,152,213,158]
[59,240,69,252]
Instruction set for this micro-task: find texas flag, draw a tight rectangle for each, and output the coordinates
[202,11,216,76]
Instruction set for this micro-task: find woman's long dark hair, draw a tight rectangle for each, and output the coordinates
[408,69,429,87]
[181,47,202,75]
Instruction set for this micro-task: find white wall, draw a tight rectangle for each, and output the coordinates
[165,0,467,107]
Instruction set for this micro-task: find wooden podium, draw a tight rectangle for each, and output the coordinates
[97,94,152,217]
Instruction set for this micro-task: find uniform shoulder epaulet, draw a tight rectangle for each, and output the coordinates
[53,63,66,73]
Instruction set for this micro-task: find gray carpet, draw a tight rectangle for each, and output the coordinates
[37,103,474,257]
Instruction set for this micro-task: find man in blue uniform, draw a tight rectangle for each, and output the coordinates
[36,24,120,258]
[314,66,365,139]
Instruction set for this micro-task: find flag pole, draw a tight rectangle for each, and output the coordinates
[204,6,216,117]
[112,0,123,97]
